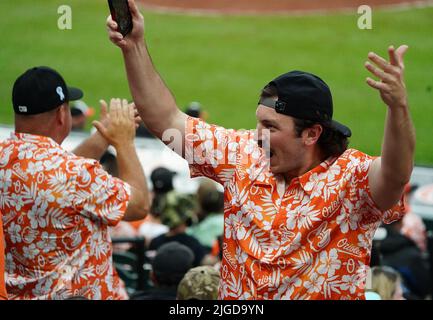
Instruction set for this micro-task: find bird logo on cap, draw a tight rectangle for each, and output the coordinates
[56,86,65,101]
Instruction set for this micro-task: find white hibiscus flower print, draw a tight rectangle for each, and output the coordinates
[22,243,40,260]
[327,165,341,181]
[336,201,360,233]
[17,143,37,160]
[7,222,22,244]
[244,140,261,159]
[35,189,55,207]
[357,233,371,250]
[304,173,327,198]
[275,275,302,300]
[317,249,342,277]
[196,122,213,140]
[10,192,25,211]
[340,274,359,294]
[26,161,44,175]
[227,141,239,164]
[242,200,263,220]
[286,205,321,230]
[235,246,248,265]
[37,232,57,253]
[5,253,16,273]
[28,203,48,229]
[304,273,325,294]
[0,169,12,192]
[225,211,252,240]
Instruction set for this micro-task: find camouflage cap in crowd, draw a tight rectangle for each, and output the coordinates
[153,191,197,229]
[177,266,220,300]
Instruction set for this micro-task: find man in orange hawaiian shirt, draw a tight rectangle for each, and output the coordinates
[0,66,150,299]
[106,0,415,299]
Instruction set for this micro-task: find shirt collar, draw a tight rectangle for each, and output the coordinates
[298,155,338,195]
[11,132,61,149]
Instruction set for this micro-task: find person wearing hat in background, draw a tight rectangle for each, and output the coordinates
[137,167,176,245]
[107,0,415,300]
[0,66,150,299]
[185,101,208,121]
[148,191,206,267]
[131,241,194,300]
[151,166,176,194]
[187,179,224,252]
[70,100,95,131]
[177,265,220,300]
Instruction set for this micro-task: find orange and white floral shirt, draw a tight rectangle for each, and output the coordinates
[185,117,405,300]
[0,133,130,300]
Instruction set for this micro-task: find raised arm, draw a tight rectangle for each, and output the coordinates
[106,0,187,148]
[364,45,416,210]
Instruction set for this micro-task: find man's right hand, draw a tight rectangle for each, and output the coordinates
[107,0,144,51]
[92,98,136,149]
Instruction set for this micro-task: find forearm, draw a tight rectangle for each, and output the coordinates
[380,104,416,185]
[72,132,109,160]
[116,143,149,204]
[122,42,179,138]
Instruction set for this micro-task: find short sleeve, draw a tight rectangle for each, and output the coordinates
[185,117,259,186]
[71,158,131,227]
[348,149,406,224]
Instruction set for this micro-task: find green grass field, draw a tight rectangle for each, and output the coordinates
[0,0,432,163]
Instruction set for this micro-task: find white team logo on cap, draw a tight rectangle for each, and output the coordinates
[56,86,65,101]
[18,106,28,113]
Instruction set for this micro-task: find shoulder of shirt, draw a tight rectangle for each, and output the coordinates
[335,148,373,163]
[190,116,254,137]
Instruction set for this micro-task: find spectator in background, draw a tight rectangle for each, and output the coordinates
[149,192,205,267]
[151,167,176,194]
[131,242,194,300]
[100,147,119,177]
[381,219,431,299]
[177,265,220,300]
[70,100,94,131]
[187,179,224,251]
[1,66,149,299]
[401,184,427,253]
[185,101,208,121]
[371,266,405,300]
[138,167,177,245]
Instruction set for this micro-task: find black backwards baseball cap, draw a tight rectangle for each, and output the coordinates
[12,66,83,115]
[151,167,177,193]
[259,70,351,137]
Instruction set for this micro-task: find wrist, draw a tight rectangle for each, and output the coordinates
[121,40,145,55]
[113,141,135,153]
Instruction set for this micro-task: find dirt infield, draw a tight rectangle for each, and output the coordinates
[139,0,432,15]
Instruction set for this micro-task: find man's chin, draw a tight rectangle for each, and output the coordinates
[269,162,280,174]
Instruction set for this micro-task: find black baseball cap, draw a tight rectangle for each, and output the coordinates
[151,167,177,193]
[12,66,83,115]
[259,70,351,137]
[152,242,194,282]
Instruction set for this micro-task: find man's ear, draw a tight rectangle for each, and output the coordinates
[56,103,68,126]
[303,124,323,146]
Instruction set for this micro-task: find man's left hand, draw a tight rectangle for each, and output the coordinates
[365,45,409,109]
